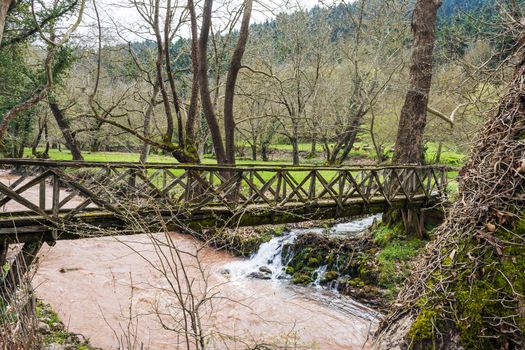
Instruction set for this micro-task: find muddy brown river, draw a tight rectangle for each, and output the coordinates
[34,233,379,349]
[1,170,379,349]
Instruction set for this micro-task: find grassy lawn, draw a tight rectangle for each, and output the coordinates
[25,141,465,167]
[24,148,296,166]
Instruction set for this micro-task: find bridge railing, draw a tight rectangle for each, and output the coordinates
[0,159,450,221]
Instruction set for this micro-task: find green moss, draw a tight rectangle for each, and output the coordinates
[36,300,97,349]
[308,257,320,267]
[409,308,437,341]
[373,225,397,246]
[285,266,295,275]
[410,217,525,348]
[379,239,423,261]
[322,271,339,282]
[291,273,313,285]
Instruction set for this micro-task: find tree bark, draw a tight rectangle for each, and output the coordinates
[31,116,46,157]
[328,109,365,165]
[198,0,227,164]
[223,0,253,165]
[393,0,442,164]
[310,138,316,156]
[261,142,269,161]
[140,81,160,163]
[291,138,299,166]
[185,0,200,146]
[152,0,174,145]
[48,101,83,161]
[164,0,185,148]
[0,0,13,46]
[291,117,300,165]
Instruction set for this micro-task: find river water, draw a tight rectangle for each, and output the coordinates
[33,222,381,349]
[0,171,381,349]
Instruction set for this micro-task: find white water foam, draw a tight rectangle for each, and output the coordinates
[223,232,297,281]
[224,214,382,283]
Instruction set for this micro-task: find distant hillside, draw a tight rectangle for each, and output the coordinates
[439,0,491,20]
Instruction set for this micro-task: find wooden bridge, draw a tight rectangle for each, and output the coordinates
[0,159,449,289]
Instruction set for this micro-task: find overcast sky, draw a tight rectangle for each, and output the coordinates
[76,0,326,44]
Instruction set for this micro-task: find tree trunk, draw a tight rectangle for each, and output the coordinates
[291,117,300,165]
[370,110,386,162]
[164,0,185,148]
[152,0,174,145]
[435,141,442,163]
[261,143,269,161]
[393,0,442,164]
[223,0,253,165]
[0,0,13,46]
[291,138,299,166]
[31,118,45,157]
[251,144,257,161]
[140,82,160,163]
[48,101,83,161]
[197,0,227,164]
[385,0,442,237]
[329,110,364,164]
[185,0,200,146]
[374,42,525,350]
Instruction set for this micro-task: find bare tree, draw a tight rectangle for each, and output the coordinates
[327,0,407,165]
[197,0,253,165]
[223,0,253,164]
[393,0,442,164]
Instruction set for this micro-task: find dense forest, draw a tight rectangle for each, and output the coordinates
[1,0,525,349]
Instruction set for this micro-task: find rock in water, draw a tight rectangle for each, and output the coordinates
[259,266,272,274]
[247,271,272,280]
[37,321,51,334]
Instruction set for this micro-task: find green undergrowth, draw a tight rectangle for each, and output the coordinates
[373,225,426,299]
[36,300,98,349]
[408,218,525,349]
[26,142,466,167]
[278,222,428,307]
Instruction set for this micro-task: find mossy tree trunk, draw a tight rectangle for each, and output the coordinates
[373,47,525,350]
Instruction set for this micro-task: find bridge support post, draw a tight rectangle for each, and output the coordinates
[400,208,425,238]
[384,206,445,238]
[0,243,7,267]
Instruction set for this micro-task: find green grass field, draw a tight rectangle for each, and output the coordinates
[24,148,294,166]
[26,141,465,167]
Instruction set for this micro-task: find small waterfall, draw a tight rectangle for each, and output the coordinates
[312,265,327,287]
[330,214,382,235]
[224,232,297,280]
[224,214,381,290]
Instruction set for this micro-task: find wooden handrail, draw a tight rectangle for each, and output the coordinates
[0,158,457,172]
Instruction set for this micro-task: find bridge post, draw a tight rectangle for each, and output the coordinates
[0,243,6,267]
[39,178,46,209]
[51,174,60,244]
